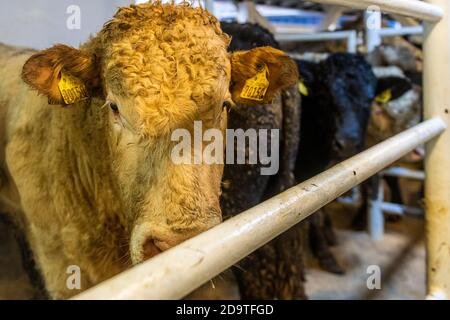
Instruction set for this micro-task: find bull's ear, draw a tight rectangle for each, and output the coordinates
[229,46,298,105]
[22,44,101,105]
[375,76,413,103]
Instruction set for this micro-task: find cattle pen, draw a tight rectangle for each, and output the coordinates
[72,0,450,300]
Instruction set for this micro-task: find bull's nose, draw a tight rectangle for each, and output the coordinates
[130,216,222,264]
[142,238,162,260]
[132,233,186,264]
[130,225,188,264]
[334,138,346,151]
[333,138,362,158]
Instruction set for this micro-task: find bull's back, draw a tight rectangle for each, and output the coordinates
[0,44,41,221]
[0,43,38,137]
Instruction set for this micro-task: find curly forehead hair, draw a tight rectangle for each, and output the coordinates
[102,1,227,41]
[94,1,231,136]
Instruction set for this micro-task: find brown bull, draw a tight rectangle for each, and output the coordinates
[0,2,297,298]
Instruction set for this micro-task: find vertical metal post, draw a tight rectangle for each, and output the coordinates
[347,30,358,53]
[236,1,249,23]
[424,0,450,300]
[364,6,382,53]
[204,0,215,15]
[369,174,384,240]
[319,5,344,31]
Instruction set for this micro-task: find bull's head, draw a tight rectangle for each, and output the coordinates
[369,66,423,161]
[21,2,298,264]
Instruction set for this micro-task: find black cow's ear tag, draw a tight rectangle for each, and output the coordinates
[240,64,270,102]
[298,81,309,96]
[375,89,392,104]
[57,70,89,105]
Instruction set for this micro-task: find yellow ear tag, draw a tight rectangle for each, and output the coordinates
[298,81,309,96]
[58,70,89,104]
[375,89,392,104]
[240,64,270,102]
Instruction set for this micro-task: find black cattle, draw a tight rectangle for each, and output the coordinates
[295,53,377,273]
[220,22,306,299]
[220,22,377,298]
[353,66,423,230]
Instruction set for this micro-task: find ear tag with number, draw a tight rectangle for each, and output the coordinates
[298,81,309,96]
[58,70,89,105]
[240,64,270,102]
[375,89,392,104]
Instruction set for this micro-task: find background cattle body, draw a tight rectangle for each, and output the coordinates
[353,40,424,229]
[221,22,377,298]
[220,22,305,300]
[295,53,377,274]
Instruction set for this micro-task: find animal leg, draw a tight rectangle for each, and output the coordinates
[352,181,369,230]
[309,210,344,275]
[384,176,403,222]
[322,209,337,246]
[234,226,307,300]
[14,229,49,299]
[27,227,92,299]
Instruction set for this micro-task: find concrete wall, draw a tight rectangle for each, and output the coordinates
[0,0,133,50]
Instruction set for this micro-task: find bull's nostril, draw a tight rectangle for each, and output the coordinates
[142,238,161,260]
[334,139,344,150]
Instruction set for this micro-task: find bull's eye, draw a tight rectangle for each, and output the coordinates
[110,102,119,114]
[223,100,234,111]
[223,101,231,110]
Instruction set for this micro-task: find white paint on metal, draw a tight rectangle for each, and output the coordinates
[236,2,249,23]
[310,0,444,22]
[382,167,425,180]
[204,0,215,15]
[423,0,450,299]
[369,175,384,240]
[365,8,382,53]
[320,5,345,31]
[275,30,358,53]
[379,202,424,216]
[378,26,424,37]
[426,290,448,299]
